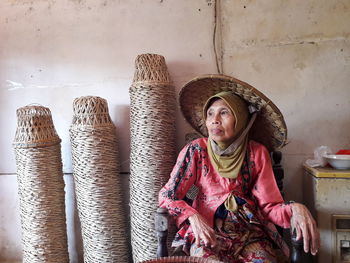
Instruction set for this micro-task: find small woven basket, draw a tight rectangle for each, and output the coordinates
[70,96,130,262]
[13,105,69,263]
[129,54,176,262]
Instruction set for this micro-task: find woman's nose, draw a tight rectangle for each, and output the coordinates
[211,114,220,124]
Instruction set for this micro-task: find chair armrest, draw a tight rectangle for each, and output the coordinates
[155,207,169,257]
[290,229,313,263]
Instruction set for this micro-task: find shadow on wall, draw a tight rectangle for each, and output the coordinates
[112,104,131,174]
[111,103,132,260]
[64,175,84,263]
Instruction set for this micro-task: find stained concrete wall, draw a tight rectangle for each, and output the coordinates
[219,0,350,201]
[0,0,349,262]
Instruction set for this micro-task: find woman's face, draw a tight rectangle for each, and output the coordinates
[205,99,236,144]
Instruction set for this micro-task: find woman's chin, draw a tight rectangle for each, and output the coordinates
[210,137,227,144]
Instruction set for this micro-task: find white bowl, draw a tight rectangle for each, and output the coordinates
[323,154,350,170]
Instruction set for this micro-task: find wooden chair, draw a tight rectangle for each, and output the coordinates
[155,151,313,263]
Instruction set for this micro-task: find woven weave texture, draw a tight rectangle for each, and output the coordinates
[129,54,176,262]
[14,105,61,148]
[13,105,69,263]
[179,74,288,152]
[70,96,130,262]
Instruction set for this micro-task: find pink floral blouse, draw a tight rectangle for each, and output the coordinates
[159,138,292,254]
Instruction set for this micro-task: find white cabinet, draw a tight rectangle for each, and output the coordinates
[303,165,350,263]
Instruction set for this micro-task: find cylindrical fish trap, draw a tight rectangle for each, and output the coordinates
[129,54,176,262]
[13,105,69,263]
[69,96,130,262]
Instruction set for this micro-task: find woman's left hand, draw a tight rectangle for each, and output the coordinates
[188,213,217,248]
[290,203,320,255]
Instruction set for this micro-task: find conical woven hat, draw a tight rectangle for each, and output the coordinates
[179,74,287,151]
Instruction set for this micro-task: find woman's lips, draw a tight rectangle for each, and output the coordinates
[211,128,223,135]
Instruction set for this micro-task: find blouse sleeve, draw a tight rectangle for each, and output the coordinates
[158,142,199,227]
[251,143,292,228]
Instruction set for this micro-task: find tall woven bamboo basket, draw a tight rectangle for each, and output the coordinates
[69,96,130,262]
[13,105,69,263]
[129,54,176,262]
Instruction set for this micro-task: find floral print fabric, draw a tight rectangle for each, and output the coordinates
[189,208,278,263]
[159,138,292,260]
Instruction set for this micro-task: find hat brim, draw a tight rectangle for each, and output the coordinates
[179,74,287,151]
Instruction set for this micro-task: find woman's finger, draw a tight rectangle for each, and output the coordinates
[193,226,202,247]
[206,231,216,248]
[210,236,217,248]
[199,229,214,248]
[195,233,201,246]
[310,222,320,255]
[301,222,310,253]
[305,217,319,254]
[202,234,211,246]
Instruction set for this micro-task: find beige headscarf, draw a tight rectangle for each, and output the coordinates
[203,91,256,211]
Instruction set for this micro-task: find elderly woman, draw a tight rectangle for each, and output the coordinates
[159,75,320,262]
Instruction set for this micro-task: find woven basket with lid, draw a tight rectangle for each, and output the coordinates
[13,105,61,148]
[13,105,69,263]
[70,96,130,263]
[129,54,177,262]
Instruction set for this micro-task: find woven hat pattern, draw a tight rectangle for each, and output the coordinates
[129,54,176,262]
[70,96,130,262]
[13,105,69,263]
[179,75,287,151]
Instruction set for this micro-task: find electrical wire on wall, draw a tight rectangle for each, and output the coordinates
[213,0,223,74]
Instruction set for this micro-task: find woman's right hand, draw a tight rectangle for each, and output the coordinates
[188,213,217,248]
